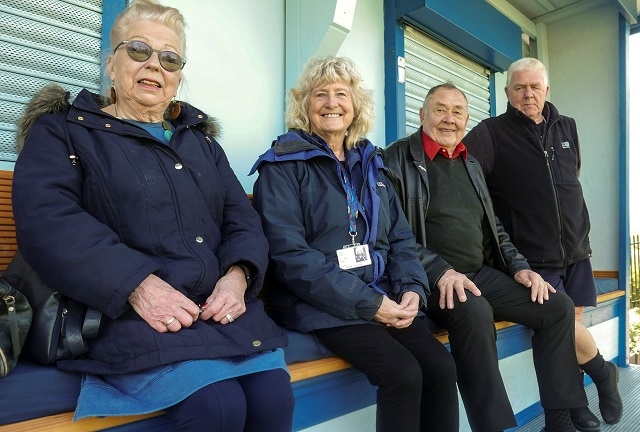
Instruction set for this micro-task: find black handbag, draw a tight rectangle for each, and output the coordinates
[3,251,102,365]
[0,276,32,377]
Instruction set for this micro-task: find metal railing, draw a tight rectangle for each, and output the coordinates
[632,234,640,309]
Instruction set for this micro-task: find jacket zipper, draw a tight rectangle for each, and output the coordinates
[539,121,567,265]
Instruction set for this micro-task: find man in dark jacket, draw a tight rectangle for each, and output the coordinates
[384,83,587,432]
[464,58,622,431]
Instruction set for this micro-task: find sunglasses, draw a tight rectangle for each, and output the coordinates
[114,40,186,72]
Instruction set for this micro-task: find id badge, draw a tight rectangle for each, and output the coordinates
[337,243,372,270]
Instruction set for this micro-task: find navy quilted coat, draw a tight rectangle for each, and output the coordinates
[12,87,286,374]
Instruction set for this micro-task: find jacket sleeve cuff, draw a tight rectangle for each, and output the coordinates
[400,283,427,307]
[428,266,454,291]
[509,261,531,276]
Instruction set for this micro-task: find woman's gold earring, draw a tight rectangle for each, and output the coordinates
[110,85,117,104]
[169,98,180,120]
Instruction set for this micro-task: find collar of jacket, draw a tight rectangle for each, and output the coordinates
[250,129,340,174]
[405,128,432,191]
[408,127,428,165]
[17,84,220,153]
[70,89,212,133]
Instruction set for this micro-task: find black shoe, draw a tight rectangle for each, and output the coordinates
[596,361,623,424]
[570,406,600,431]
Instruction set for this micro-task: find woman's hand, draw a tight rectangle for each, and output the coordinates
[128,274,200,332]
[199,266,248,324]
[373,291,420,329]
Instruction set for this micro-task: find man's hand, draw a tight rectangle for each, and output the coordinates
[436,269,482,309]
[514,269,556,304]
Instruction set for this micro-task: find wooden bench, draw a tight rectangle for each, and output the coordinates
[0,169,626,432]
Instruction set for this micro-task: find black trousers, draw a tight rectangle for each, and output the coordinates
[314,318,459,432]
[427,265,587,432]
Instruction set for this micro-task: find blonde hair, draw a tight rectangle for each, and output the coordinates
[110,0,186,52]
[104,0,186,91]
[286,56,374,149]
[506,57,548,87]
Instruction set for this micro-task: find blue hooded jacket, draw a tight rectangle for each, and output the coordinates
[251,130,429,333]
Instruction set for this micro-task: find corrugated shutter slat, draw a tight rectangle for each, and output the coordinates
[0,0,102,162]
[404,27,491,137]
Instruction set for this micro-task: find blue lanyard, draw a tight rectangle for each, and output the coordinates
[343,174,359,243]
[338,158,360,245]
[337,148,388,296]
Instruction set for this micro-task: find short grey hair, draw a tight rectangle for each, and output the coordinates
[506,58,548,87]
[422,83,468,110]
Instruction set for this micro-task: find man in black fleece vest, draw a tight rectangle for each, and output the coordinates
[385,83,587,432]
[465,58,622,432]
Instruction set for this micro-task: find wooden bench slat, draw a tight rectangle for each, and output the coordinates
[596,290,625,302]
[593,270,619,279]
[0,218,15,226]
[0,412,163,432]
[289,356,352,383]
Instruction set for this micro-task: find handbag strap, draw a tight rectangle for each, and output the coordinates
[60,301,103,358]
[61,300,88,358]
[1,280,22,358]
[82,307,102,339]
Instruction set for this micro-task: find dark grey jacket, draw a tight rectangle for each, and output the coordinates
[384,128,530,290]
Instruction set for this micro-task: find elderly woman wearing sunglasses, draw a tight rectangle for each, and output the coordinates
[11,1,293,431]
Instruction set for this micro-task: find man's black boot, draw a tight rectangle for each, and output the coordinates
[569,406,600,431]
[595,361,623,424]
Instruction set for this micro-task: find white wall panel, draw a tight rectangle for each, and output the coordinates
[161,0,285,191]
[546,3,620,271]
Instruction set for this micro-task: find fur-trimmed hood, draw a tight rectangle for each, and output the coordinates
[17,84,220,151]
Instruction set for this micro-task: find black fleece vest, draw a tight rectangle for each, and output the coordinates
[481,104,591,268]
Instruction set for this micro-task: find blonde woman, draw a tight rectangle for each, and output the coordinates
[251,56,458,432]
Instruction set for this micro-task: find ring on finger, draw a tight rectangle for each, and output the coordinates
[165,316,176,327]
[226,313,234,323]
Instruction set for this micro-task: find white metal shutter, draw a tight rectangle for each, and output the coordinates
[0,0,103,162]
[404,26,491,137]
